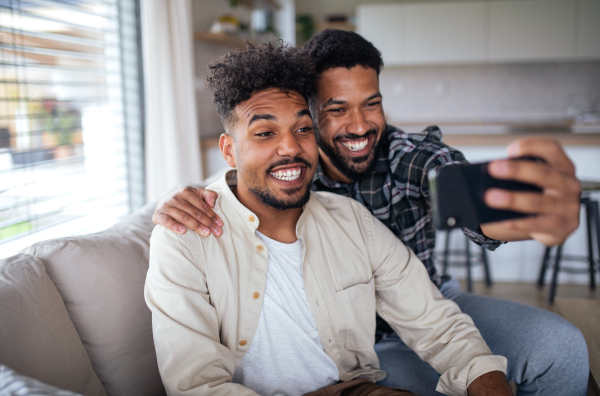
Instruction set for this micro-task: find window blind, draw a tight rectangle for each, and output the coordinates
[0,0,144,257]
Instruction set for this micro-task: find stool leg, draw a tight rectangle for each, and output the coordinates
[481,246,492,287]
[443,231,451,276]
[538,247,551,288]
[584,198,596,290]
[466,238,473,293]
[549,244,563,304]
[589,199,600,289]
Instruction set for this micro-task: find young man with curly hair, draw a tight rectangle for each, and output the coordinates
[152,31,588,395]
[145,43,513,396]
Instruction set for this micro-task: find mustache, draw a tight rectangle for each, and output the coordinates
[333,128,378,142]
[266,157,313,174]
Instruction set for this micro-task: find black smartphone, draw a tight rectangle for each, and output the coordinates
[428,158,543,230]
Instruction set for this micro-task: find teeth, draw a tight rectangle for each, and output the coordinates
[270,167,302,181]
[341,138,368,151]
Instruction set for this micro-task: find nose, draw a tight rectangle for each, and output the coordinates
[277,131,303,158]
[346,109,369,136]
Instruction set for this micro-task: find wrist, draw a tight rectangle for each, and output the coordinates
[467,371,513,396]
[480,222,529,242]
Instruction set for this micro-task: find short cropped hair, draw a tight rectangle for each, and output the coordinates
[302,29,384,76]
[207,42,317,134]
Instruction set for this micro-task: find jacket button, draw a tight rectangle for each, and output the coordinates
[256,245,263,253]
[252,292,260,299]
[239,340,247,346]
[248,215,255,222]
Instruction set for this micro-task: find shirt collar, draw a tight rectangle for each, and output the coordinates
[218,169,261,232]
[314,161,344,189]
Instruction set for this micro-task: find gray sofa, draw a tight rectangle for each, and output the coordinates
[0,202,165,396]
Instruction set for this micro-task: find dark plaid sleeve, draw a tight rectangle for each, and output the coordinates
[388,125,503,251]
[462,226,504,251]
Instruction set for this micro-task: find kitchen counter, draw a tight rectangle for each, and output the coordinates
[386,119,600,146]
[442,133,600,146]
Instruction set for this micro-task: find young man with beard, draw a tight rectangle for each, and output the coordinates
[145,43,512,396]
[152,31,588,395]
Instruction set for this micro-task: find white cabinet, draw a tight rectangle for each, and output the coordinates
[358,2,487,66]
[405,2,487,64]
[357,4,406,65]
[489,0,577,62]
[357,0,598,66]
[577,0,600,59]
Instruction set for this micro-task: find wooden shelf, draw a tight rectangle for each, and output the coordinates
[316,22,355,32]
[194,32,257,48]
[234,0,280,10]
[443,133,600,147]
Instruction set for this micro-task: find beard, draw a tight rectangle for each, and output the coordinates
[248,184,312,211]
[246,156,314,211]
[315,127,383,181]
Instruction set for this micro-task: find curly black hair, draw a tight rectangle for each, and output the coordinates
[207,42,317,134]
[302,29,384,76]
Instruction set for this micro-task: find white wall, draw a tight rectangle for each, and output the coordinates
[380,61,600,124]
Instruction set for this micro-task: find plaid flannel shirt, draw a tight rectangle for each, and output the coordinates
[312,124,503,288]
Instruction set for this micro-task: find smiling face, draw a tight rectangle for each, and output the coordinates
[311,66,386,182]
[220,88,318,211]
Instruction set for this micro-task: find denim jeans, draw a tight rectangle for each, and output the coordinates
[375,278,589,396]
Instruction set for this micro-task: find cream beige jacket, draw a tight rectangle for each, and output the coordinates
[145,170,507,396]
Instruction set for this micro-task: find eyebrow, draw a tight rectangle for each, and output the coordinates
[248,109,311,127]
[297,109,312,118]
[248,113,276,127]
[322,98,347,107]
[322,92,382,108]
[366,93,383,101]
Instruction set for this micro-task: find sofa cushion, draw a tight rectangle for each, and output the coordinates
[0,365,84,395]
[0,253,106,396]
[22,203,165,396]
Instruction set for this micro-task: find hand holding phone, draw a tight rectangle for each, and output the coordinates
[430,137,581,247]
[429,157,543,230]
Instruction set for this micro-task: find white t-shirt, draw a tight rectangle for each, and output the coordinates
[232,231,340,396]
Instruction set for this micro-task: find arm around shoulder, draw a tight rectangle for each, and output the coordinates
[145,226,258,396]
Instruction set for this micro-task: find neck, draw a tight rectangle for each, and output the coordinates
[318,149,353,184]
[232,184,302,244]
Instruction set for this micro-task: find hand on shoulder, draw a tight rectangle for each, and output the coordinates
[152,187,223,237]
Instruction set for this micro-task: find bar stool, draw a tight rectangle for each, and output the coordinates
[537,181,600,303]
[435,229,492,292]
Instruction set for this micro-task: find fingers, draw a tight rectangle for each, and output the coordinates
[488,159,582,193]
[152,186,224,237]
[483,186,581,247]
[489,212,580,247]
[172,202,216,236]
[480,138,581,246]
[153,211,188,235]
[483,146,581,246]
[506,137,575,175]
[183,188,223,230]
[172,198,223,237]
[199,189,220,208]
[484,189,563,214]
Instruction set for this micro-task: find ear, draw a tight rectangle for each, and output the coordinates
[220,133,236,168]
